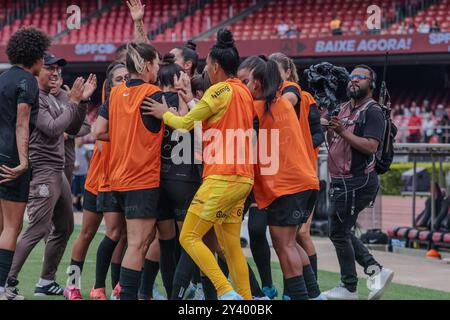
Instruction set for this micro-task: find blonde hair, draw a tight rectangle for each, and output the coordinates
[125,42,158,75]
[126,43,146,74]
[268,52,299,83]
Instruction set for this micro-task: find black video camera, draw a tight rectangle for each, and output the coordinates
[304,62,350,118]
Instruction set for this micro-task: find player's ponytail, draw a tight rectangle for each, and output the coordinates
[268,52,299,83]
[239,55,282,114]
[209,29,240,77]
[126,42,159,75]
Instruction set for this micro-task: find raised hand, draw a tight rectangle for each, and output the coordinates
[82,73,97,101]
[69,77,86,105]
[174,72,193,103]
[127,0,146,21]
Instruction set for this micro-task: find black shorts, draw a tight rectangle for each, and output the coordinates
[97,191,122,213]
[83,190,101,214]
[267,189,318,227]
[158,180,200,222]
[113,188,160,219]
[0,165,31,203]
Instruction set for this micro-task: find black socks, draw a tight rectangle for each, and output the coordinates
[110,262,121,289]
[309,254,318,279]
[159,238,176,298]
[303,264,321,299]
[138,259,159,298]
[284,276,309,300]
[0,249,14,288]
[120,267,142,300]
[94,236,118,289]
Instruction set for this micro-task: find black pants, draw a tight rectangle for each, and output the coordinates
[328,171,382,291]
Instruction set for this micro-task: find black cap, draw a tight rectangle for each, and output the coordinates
[44,52,67,67]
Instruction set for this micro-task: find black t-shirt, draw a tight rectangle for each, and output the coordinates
[351,104,385,176]
[156,91,201,183]
[0,66,39,166]
[282,85,301,118]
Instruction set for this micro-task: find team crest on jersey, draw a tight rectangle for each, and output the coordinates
[39,184,50,197]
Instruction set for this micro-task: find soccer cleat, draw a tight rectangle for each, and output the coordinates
[110,283,121,300]
[323,283,358,300]
[152,284,167,300]
[0,287,25,300]
[219,290,243,300]
[368,268,394,300]
[64,286,83,300]
[310,292,328,300]
[253,296,270,300]
[282,294,291,300]
[262,285,278,299]
[34,282,64,296]
[90,287,107,300]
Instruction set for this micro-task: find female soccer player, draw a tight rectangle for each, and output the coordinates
[143,29,255,300]
[269,52,324,281]
[0,27,50,301]
[238,56,324,300]
[138,53,201,300]
[95,42,163,300]
[64,62,129,300]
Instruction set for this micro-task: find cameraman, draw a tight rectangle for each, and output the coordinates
[323,65,394,300]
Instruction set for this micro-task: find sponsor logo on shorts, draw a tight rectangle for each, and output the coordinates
[292,210,302,219]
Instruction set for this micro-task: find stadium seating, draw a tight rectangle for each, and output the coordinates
[387,0,450,34]
[388,195,450,249]
[154,0,256,42]
[1,0,448,45]
[390,88,450,111]
[0,0,100,44]
[61,0,199,44]
[221,0,400,41]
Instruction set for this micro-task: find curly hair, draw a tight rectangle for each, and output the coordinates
[6,27,51,68]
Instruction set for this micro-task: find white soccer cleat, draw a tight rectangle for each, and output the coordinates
[323,283,358,300]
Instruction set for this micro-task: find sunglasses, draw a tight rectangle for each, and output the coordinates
[350,74,371,81]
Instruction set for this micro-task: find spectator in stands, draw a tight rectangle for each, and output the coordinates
[430,20,441,33]
[277,21,289,36]
[403,104,412,117]
[436,104,446,118]
[422,112,436,143]
[408,110,422,142]
[410,100,420,115]
[437,113,450,144]
[417,20,430,33]
[287,20,299,36]
[396,21,407,34]
[422,99,431,113]
[393,105,409,143]
[330,16,342,36]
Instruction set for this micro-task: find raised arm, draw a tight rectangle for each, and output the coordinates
[127,0,149,44]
